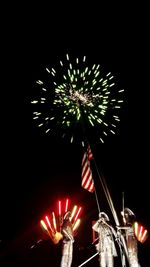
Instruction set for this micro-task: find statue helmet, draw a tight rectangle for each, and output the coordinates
[99,212,109,221]
[121,207,136,224]
[121,207,135,217]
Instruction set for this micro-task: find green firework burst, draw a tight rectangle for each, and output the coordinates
[31,54,124,143]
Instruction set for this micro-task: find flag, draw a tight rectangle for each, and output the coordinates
[81,145,95,192]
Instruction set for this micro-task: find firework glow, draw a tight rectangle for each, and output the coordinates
[31,54,124,143]
[40,198,82,244]
[134,221,148,243]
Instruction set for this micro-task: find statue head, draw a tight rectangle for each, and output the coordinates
[99,212,109,221]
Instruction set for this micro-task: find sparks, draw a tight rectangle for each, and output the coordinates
[40,198,83,244]
[31,54,124,143]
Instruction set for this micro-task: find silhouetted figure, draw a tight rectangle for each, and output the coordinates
[118,207,140,267]
[60,211,74,267]
[92,212,117,267]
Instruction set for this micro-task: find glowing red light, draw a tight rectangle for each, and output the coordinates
[58,200,62,216]
[133,221,148,243]
[74,207,82,221]
[40,198,83,244]
[65,198,69,212]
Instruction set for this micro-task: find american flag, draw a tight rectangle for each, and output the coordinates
[81,145,95,192]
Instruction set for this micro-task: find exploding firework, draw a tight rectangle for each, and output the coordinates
[40,198,82,244]
[133,221,148,243]
[31,54,124,143]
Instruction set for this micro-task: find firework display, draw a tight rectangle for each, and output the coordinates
[31,54,124,143]
[29,54,149,266]
[40,198,82,244]
[133,221,148,243]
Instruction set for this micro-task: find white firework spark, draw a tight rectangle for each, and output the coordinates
[31,54,124,143]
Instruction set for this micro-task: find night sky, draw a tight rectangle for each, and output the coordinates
[0,4,149,267]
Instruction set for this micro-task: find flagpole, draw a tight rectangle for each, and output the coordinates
[79,103,129,265]
[91,156,129,264]
[94,186,101,215]
[80,103,102,215]
[122,191,125,222]
[122,192,124,212]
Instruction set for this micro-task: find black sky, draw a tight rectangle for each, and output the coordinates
[0,4,150,266]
